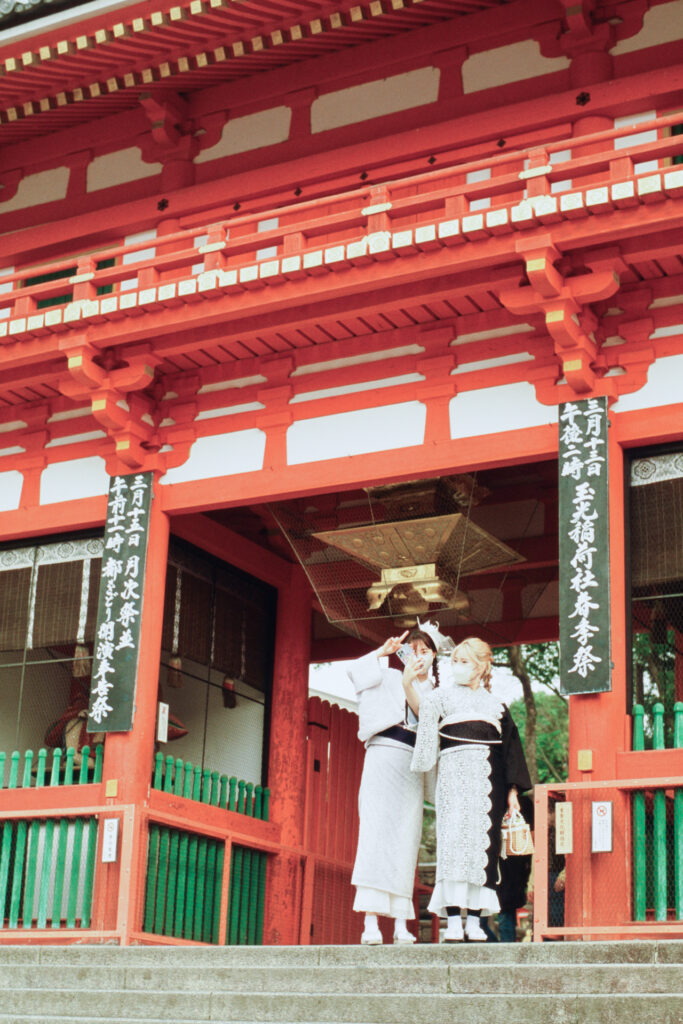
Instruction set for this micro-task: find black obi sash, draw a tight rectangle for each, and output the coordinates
[375,724,417,748]
[439,720,502,750]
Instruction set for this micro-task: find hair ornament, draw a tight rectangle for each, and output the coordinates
[416,618,455,656]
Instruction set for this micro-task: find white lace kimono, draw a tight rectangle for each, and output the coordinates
[411,683,530,918]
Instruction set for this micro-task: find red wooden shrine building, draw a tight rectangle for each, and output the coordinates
[0,0,682,945]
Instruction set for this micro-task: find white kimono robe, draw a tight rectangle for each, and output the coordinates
[348,651,433,919]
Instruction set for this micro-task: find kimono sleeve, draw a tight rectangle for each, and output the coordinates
[346,650,383,695]
[410,689,441,773]
[501,705,532,792]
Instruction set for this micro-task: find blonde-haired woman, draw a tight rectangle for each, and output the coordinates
[403,636,531,942]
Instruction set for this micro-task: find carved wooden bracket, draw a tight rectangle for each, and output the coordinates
[499,240,620,394]
[58,342,161,471]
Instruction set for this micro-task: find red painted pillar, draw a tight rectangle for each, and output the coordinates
[567,424,631,933]
[264,566,311,945]
[97,477,170,942]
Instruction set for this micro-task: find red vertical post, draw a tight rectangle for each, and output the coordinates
[567,425,630,932]
[97,478,170,943]
[263,566,311,945]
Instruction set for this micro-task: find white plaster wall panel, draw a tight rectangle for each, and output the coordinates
[195,108,292,164]
[290,373,423,403]
[287,401,427,464]
[292,345,425,376]
[87,147,162,192]
[121,229,157,291]
[462,41,569,94]
[0,167,69,213]
[450,382,556,439]
[452,353,534,375]
[550,149,572,194]
[614,112,658,174]
[612,354,683,412]
[45,430,107,448]
[161,430,267,484]
[40,456,110,505]
[611,0,683,54]
[257,217,279,261]
[0,268,13,299]
[0,470,23,511]
[311,67,440,134]
[467,167,492,211]
[454,324,534,346]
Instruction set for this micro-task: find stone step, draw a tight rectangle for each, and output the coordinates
[0,992,680,1024]
[0,940,680,965]
[0,962,681,994]
[0,943,681,1024]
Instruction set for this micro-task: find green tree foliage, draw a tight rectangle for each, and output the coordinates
[508,691,568,784]
[494,642,568,785]
[632,626,677,746]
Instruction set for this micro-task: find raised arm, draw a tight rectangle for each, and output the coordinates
[376,630,409,660]
[402,656,425,717]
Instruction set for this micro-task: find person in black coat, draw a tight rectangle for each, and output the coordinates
[497,792,534,941]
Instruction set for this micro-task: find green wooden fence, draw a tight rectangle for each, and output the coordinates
[632,702,683,922]
[143,822,225,942]
[144,756,269,944]
[226,843,267,945]
[0,746,103,930]
[0,745,103,789]
[151,753,270,819]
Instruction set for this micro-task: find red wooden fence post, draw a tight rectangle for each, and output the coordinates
[264,566,310,944]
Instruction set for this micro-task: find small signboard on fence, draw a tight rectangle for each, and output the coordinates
[555,802,574,855]
[591,800,613,852]
[87,471,153,733]
[558,396,612,694]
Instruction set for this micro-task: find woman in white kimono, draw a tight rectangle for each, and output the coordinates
[348,626,440,944]
[404,637,531,942]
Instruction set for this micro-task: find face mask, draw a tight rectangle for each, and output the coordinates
[450,662,474,686]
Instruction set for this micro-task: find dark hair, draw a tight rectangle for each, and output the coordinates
[407,628,440,688]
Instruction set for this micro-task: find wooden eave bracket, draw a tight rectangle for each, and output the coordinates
[499,240,621,396]
[57,342,163,469]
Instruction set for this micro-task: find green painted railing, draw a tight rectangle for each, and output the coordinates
[145,756,270,944]
[143,822,225,942]
[0,745,103,789]
[0,746,103,930]
[151,754,270,820]
[632,702,683,922]
[226,843,267,946]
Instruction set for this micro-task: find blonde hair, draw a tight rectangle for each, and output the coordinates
[452,637,493,691]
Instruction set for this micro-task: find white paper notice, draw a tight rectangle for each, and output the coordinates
[101,818,119,863]
[157,701,169,743]
[591,800,612,852]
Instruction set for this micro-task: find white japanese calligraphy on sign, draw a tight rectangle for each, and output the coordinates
[560,399,608,681]
[88,473,151,728]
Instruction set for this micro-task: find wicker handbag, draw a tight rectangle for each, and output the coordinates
[501,809,534,858]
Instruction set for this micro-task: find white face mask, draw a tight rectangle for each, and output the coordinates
[450,662,474,686]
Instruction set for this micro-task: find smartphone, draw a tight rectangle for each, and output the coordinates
[395,643,414,665]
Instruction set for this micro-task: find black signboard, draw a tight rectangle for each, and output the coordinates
[87,472,153,732]
[558,397,611,695]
